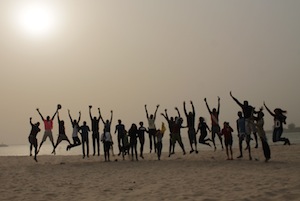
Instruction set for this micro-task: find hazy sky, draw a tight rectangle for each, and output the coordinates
[0,1,299,145]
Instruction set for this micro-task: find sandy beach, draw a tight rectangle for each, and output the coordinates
[0,144,299,201]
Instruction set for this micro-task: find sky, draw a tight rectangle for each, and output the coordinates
[0,0,299,145]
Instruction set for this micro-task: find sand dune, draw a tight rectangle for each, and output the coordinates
[0,144,299,201]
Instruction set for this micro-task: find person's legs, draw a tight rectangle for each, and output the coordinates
[82,139,86,158]
[148,132,153,153]
[261,138,271,162]
[134,143,138,160]
[117,135,122,155]
[237,135,243,158]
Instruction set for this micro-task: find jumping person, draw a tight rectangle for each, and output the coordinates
[114,119,126,156]
[161,109,175,157]
[89,106,101,156]
[236,111,252,160]
[52,110,72,154]
[156,122,166,160]
[36,106,59,153]
[128,123,139,161]
[28,117,40,162]
[254,108,271,162]
[264,102,290,145]
[100,110,113,161]
[183,101,198,154]
[145,104,160,153]
[196,117,212,147]
[79,121,90,159]
[204,97,224,151]
[221,122,234,160]
[230,91,258,149]
[66,109,81,150]
[170,107,186,155]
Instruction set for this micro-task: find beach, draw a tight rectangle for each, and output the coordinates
[0,143,299,201]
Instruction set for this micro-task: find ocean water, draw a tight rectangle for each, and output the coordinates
[0,132,299,156]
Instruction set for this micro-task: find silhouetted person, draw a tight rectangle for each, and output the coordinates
[254,108,271,162]
[79,121,90,159]
[100,110,113,161]
[161,109,175,157]
[221,122,233,160]
[52,111,71,154]
[230,91,258,149]
[236,111,252,160]
[89,106,101,156]
[36,106,59,153]
[196,117,212,147]
[28,117,40,162]
[128,123,139,161]
[138,121,147,159]
[145,104,159,153]
[264,102,290,145]
[156,122,166,160]
[183,101,198,154]
[67,109,81,150]
[114,119,125,156]
[204,97,224,151]
[170,107,186,155]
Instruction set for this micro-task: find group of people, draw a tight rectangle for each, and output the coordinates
[28,92,290,162]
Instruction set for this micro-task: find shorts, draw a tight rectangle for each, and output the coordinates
[42,130,54,142]
[212,125,220,134]
[92,132,100,139]
[172,133,183,145]
[225,137,233,146]
[28,136,37,145]
[188,128,196,143]
[58,133,69,141]
[245,119,257,135]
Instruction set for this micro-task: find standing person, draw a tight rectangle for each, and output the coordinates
[89,106,101,156]
[230,91,258,149]
[264,102,290,145]
[52,110,72,154]
[183,101,198,154]
[128,123,139,161]
[28,117,40,162]
[204,97,224,151]
[79,121,90,159]
[161,109,175,157]
[138,121,147,159]
[144,104,160,153]
[236,111,252,160]
[156,122,166,160]
[196,117,212,147]
[114,119,126,156]
[254,108,271,162]
[67,109,81,150]
[221,122,234,160]
[100,110,113,161]
[36,106,59,153]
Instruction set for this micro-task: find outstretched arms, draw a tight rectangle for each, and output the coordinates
[204,98,212,113]
[230,91,243,107]
[36,108,44,121]
[263,102,275,117]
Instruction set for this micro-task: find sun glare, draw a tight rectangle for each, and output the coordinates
[14,2,59,38]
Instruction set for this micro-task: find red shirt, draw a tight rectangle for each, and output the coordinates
[221,127,233,140]
[43,120,53,130]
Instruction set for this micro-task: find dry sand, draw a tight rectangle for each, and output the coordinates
[0,144,299,201]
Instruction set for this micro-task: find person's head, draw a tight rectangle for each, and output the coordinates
[274,108,286,115]
[258,111,264,119]
[199,117,204,123]
[118,119,122,124]
[83,121,87,126]
[212,108,217,113]
[223,121,229,127]
[139,121,143,126]
[244,101,248,106]
[188,112,193,116]
[238,111,243,118]
[60,120,64,126]
[170,117,174,121]
[131,123,137,130]
[46,116,50,121]
[106,119,109,124]
[150,114,154,119]
[73,119,77,124]
[93,116,97,121]
[35,122,40,127]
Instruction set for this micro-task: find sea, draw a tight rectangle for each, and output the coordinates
[0,132,299,156]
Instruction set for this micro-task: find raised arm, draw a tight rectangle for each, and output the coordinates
[204,98,212,113]
[110,110,113,124]
[36,108,44,121]
[144,105,149,119]
[191,101,195,115]
[263,102,275,117]
[77,111,81,124]
[217,96,220,114]
[30,117,34,126]
[183,101,188,116]
[230,91,243,107]
[161,109,168,121]
[68,109,73,123]
[175,107,181,118]
[153,105,159,119]
[57,111,61,124]
[99,109,105,124]
[98,108,101,121]
[89,106,93,120]
[51,109,58,120]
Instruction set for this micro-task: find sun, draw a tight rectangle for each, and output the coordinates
[14,2,59,38]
